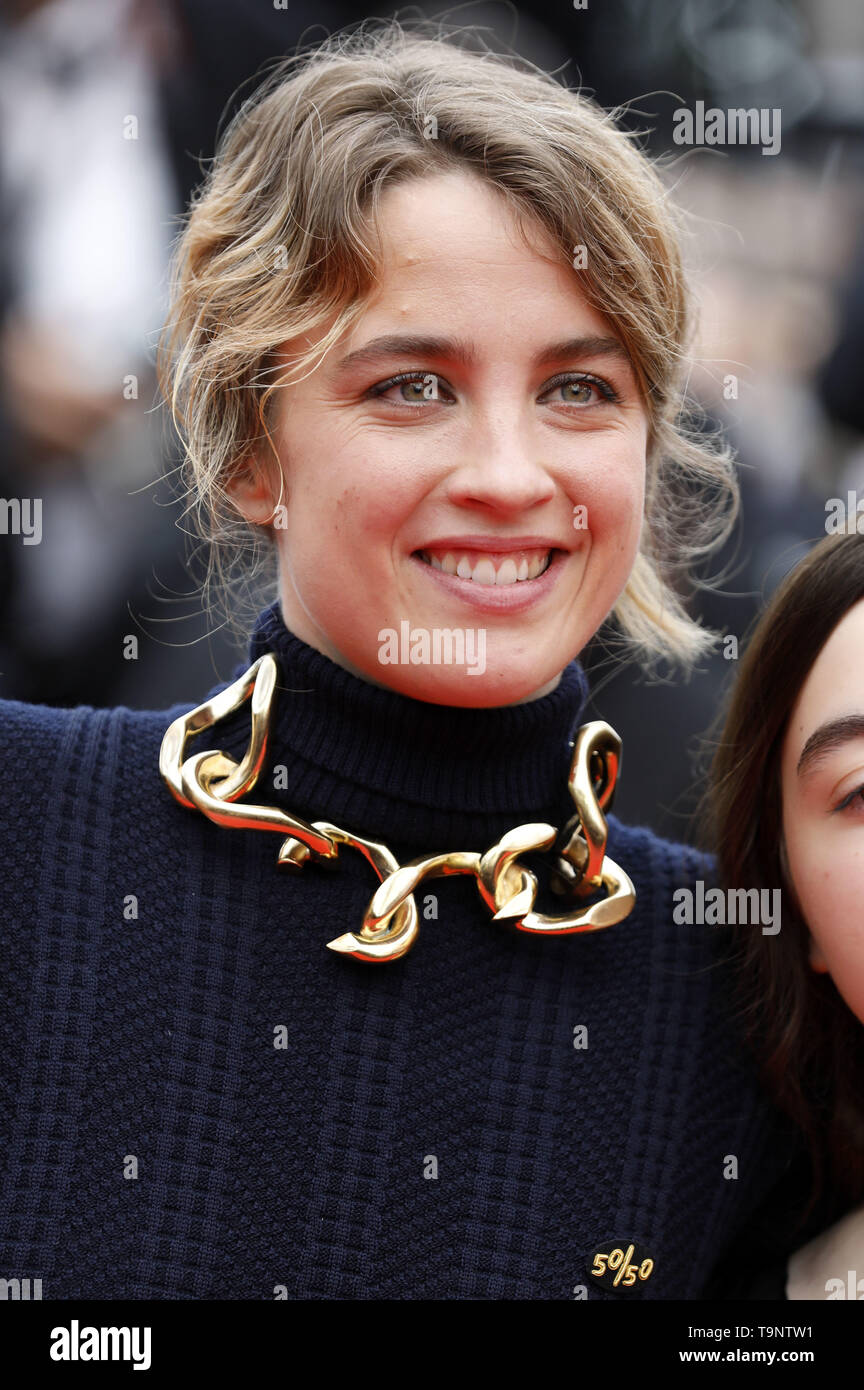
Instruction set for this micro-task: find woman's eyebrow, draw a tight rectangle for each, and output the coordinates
[797,714,864,780]
[334,333,632,372]
[539,336,632,367]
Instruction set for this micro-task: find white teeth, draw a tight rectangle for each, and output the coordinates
[472,558,497,586]
[421,548,553,585]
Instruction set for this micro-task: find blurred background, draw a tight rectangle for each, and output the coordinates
[0,0,862,840]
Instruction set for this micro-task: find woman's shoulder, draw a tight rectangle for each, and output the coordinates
[0,693,194,768]
[605,810,716,887]
[0,693,202,841]
[604,812,740,963]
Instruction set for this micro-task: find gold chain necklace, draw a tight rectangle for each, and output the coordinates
[159,653,636,962]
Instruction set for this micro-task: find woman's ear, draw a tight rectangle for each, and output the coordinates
[225,456,283,526]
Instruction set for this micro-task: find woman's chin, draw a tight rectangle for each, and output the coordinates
[367,661,564,708]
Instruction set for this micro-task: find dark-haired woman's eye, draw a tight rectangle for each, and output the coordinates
[834,783,864,814]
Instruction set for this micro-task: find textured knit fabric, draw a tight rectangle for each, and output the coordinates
[0,600,801,1299]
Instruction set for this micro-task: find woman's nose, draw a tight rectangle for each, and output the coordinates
[444,420,558,514]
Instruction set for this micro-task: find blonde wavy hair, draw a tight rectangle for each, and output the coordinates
[159,19,737,670]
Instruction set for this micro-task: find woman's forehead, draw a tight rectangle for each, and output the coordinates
[784,599,864,773]
[330,175,616,349]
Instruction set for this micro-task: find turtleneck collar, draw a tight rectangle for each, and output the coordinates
[232,599,591,851]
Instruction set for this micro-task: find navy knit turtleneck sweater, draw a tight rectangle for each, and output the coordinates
[0,601,799,1299]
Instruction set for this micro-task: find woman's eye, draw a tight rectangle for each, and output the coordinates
[835,784,864,814]
[366,370,618,409]
[369,372,453,405]
[539,374,618,407]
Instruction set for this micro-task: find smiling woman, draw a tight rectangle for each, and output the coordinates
[0,20,813,1302]
[162,22,736,698]
[221,169,647,705]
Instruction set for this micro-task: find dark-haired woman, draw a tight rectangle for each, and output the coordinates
[709,531,864,1298]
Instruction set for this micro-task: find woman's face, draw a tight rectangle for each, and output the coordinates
[233,170,648,705]
[781,596,864,1023]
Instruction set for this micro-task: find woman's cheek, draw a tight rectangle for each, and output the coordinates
[584,468,644,566]
[791,829,864,1024]
[811,913,864,1025]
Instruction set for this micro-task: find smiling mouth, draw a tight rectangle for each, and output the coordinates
[416,548,555,586]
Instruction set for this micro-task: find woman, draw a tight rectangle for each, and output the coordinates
[709,531,864,1299]
[0,22,805,1298]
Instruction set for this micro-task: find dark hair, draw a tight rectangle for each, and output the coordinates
[707,531,864,1223]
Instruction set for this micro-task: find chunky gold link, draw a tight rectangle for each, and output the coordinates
[159,653,636,962]
[551,722,622,896]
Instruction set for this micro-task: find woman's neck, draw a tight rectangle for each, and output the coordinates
[787,1202,864,1299]
[220,599,591,854]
